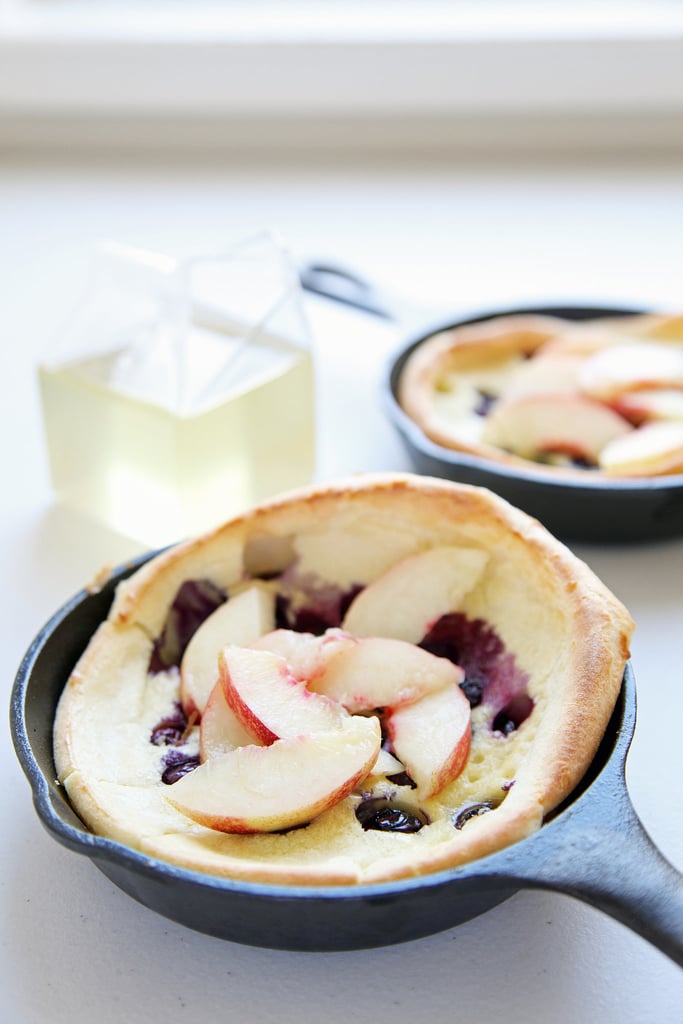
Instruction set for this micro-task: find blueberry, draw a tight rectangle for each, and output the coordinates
[492,711,518,735]
[454,801,497,830]
[355,799,428,833]
[419,613,505,683]
[459,677,483,708]
[161,752,200,785]
[150,703,189,746]
[284,604,335,635]
[474,391,496,417]
[151,722,186,746]
[491,694,534,735]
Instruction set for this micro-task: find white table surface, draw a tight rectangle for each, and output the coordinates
[2,153,682,1021]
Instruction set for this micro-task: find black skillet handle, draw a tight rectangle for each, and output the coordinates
[299,261,398,320]
[298,259,459,331]
[502,781,683,966]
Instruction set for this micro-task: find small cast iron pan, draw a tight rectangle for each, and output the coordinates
[10,555,683,963]
[300,262,683,543]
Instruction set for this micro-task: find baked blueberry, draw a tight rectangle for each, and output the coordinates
[454,801,498,830]
[356,798,428,834]
[492,695,535,735]
[161,751,200,785]
[150,703,189,746]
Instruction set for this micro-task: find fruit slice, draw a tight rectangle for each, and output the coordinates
[250,628,356,683]
[385,684,471,798]
[481,392,632,462]
[179,584,275,717]
[309,636,464,711]
[199,681,260,762]
[579,342,683,401]
[219,646,348,744]
[166,714,382,833]
[342,546,489,644]
[369,747,405,778]
[612,388,683,424]
[599,420,683,477]
[502,352,583,399]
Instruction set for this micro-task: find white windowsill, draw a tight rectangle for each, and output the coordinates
[2,2,683,152]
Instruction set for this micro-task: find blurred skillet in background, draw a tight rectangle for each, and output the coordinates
[300,262,683,543]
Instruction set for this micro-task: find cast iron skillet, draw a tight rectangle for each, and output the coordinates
[10,555,683,963]
[300,262,683,543]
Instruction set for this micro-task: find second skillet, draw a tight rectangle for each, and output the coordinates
[300,262,683,543]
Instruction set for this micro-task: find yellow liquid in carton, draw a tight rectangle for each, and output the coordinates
[39,340,315,546]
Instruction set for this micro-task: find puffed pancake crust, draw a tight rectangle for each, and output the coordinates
[53,473,633,886]
[398,311,683,478]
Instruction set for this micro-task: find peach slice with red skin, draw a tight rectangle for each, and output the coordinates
[201,670,403,777]
[611,388,683,425]
[167,714,382,834]
[250,628,355,684]
[599,421,683,477]
[199,681,260,761]
[251,627,464,712]
[219,646,349,744]
[502,352,584,400]
[385,684,472,798]
[578,342,683,402]
[180,584,275,717]
[342,546,489,644]
[369,747,405,778]
[481,392,632,462]
[243,630,467,790]
[309,635,464,712]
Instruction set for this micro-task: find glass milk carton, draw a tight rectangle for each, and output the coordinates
[38,233,316,546]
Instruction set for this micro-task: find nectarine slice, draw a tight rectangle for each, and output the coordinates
[599,420,683,477]
[180,584,275,716]
[342,546,488,644]
[219,646,347,744]
[199,681,260,762]
[166,715,382,833]
[482,392,632,462]
[309,636,464,712]
[385,684,471,798]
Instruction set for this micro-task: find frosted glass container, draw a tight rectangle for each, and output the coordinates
[38,234,316,545]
